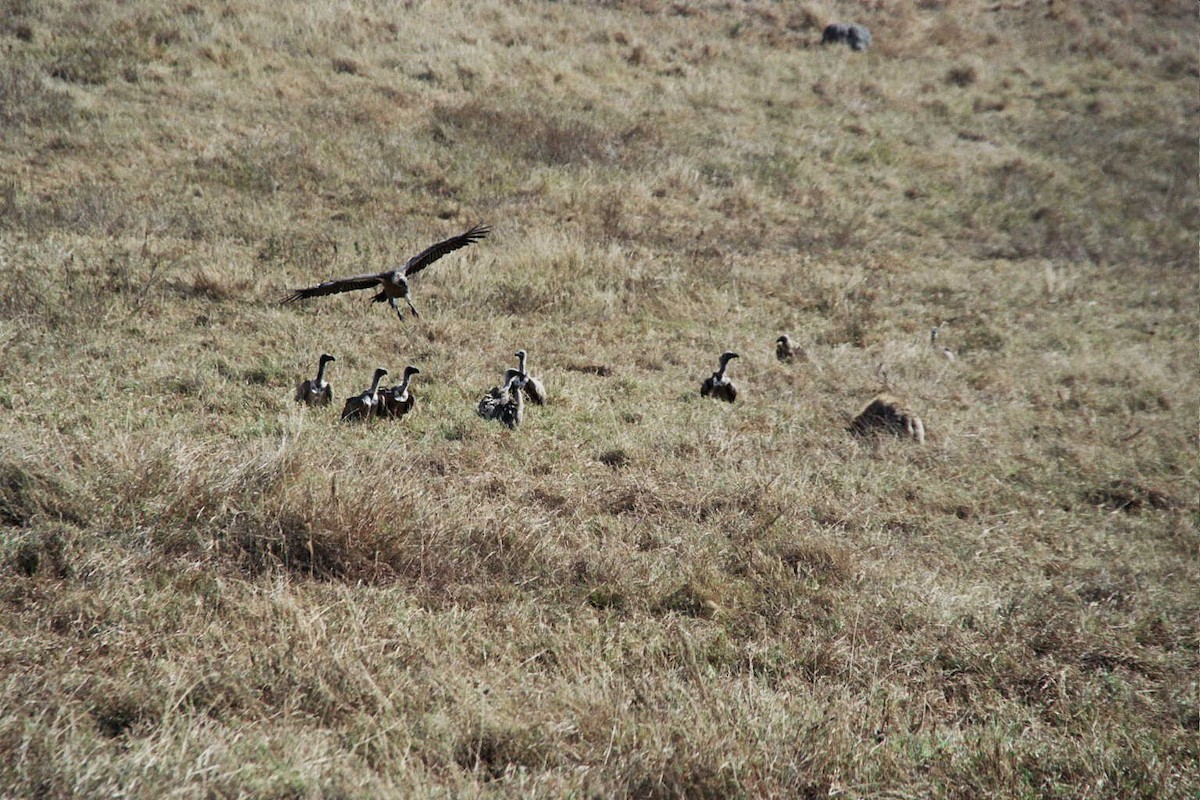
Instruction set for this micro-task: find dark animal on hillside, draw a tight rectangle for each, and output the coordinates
[700,351,740,403]
[822,23,872,52]
[341,368,388,422]
[930,325,956,361]
[377,365,421,419]
[775,335,803,364]
[295,353,336,406]
[478,368,528,429]
[514,349,547,405]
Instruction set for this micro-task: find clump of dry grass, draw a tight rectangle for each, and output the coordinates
[0,62,74,128]
[0,461,87,529]
[850,392,927,444]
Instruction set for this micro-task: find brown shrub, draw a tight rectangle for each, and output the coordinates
[0,63,74,128]
[454,723,552,780]
[0,463,87,529]
[430,101,657,167]
[849,394,926,444]
[656,582,720,619]
[778,543,851,584]
[946,65,978,87]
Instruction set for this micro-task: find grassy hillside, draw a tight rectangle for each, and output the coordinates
[0,0,1196,797]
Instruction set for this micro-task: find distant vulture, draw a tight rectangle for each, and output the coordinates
[822,23,872,51]
[295,353,335,406]
[341,367,388,422]
[930,326,956,361]
[377,365,421,419]
[477,368,527,429]
[514,349,547,405]
[775,335,802,363]
[850,393,925,444]
[281,223,490,321]
[700,351,740,403]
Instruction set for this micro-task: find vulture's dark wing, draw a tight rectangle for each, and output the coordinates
[281,272,385,304]
[403,223,490,277]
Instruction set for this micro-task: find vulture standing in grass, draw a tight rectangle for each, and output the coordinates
[850,392,926,444]
[281,223,490,321]
[477,368,527,429]
[700,351,740,403]
[295,353,336,406]
[514,349,546,405]
[930,325,956,361]
[377,365,421,419]
[775,335,800,363]
[341,368,388,422]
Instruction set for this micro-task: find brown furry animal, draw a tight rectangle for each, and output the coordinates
[850,393,926,444]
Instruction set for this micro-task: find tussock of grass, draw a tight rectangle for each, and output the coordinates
[0,62,74,128]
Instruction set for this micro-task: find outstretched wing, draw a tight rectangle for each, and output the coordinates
[280,272,385,304]
[403,223,490,277]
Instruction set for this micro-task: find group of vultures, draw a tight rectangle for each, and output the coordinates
[283,223,925,442]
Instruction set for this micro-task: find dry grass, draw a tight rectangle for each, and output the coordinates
[0,0,1196,797]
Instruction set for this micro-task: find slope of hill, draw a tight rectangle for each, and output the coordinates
[0,1,1196,796]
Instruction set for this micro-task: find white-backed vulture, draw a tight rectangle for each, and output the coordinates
[477,368,527,429]
[700,351,740,403]
[514,349,546,405]
[775,335,802,363]
[341,368,388,422]
[930,326,956,361]
[377,365,421,419]
[295,353,336,406]
[281,223,490,321]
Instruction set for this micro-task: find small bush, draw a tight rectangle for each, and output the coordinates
[778,543,850,584]
[946,65,978,87]
[597,448,630,469]
[623,749,745,799]
[331,57,362,75]
[47,31,154,85]
[3,527,71,579]
[430,101,657,167]
[1083,479,1175,513]
[657,582,720,619]
[454,724,551,780]
[0,463,86,529]
[586,585,627,610]
[0,63,74,128]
